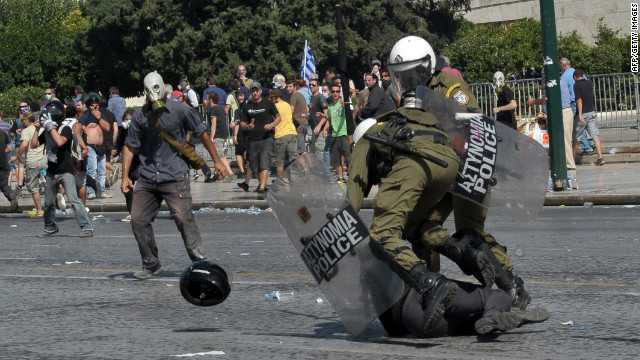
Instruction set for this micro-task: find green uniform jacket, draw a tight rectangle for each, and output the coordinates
[428,71,482,113]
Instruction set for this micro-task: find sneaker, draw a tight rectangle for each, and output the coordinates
[191,172,200,180]
[79,230,94,238]
[100,194,113,199]
[257,188,267,200]
[596,158,605,166]
[237,181,249,192]
[87,193,96,200]
[38,227,59,238]
[57,193,66,211]
[11,186,22,199]
[133,265,163,280]
[474,307,550,335]
[222,174,237,183]
[122,214,131,222]
[337,178,346,185]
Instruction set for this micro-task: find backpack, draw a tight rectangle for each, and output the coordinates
[60,119,82,164]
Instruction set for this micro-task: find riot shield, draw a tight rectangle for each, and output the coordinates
[267,153,404,337]
[415,85,549,220]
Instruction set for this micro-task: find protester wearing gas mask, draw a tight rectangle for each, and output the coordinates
[178,75,199,108]
[120,71,228,280]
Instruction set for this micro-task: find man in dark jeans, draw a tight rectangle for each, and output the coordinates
[120,71,228,280]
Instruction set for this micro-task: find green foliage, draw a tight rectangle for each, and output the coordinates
[446,18,631,83]
[0,0,88,100]
[0,86,45,119]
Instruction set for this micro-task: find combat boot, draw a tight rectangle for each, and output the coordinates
[441,235,495,287]
[474,307,549,335]
[463,230,532,309]
[409,263,458,333]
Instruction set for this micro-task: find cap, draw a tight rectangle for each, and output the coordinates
[172,90,182,97]
[371,59,381,67]
[250,81,261,90]
[269,89,282,98]
[180,75,189,83]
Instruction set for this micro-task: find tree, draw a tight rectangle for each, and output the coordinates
[0,0,88,100]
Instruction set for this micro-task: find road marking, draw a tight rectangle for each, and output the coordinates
[170,350,225,357]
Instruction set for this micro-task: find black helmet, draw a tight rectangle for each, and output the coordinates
[41,100,65,123]
[85,92,100,106]
[179,260,231,306]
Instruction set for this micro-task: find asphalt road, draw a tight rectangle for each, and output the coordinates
[1,206,639,359]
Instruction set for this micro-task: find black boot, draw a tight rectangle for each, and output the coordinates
[409,263,458,333]
[463,230,532,310]
[474,307,549,334]
[441,236,495,287]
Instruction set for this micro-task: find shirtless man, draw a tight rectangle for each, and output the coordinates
[78,92,111,199]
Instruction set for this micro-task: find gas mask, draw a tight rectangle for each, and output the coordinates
[178,81,190,91]
[493,71,505,88]
[143,71,166,112]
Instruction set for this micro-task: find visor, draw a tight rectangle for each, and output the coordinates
[388,57,432,93]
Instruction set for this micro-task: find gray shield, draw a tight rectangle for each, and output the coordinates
[415,85,549,220]
[267,153,404,337]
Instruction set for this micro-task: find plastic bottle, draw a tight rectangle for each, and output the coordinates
[547,176,553,192]
[609,148,617,154]
[583,202,594,207]
[272,290,294,301]
[567,173,573,191]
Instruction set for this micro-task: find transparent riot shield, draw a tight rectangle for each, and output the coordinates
[415,85,549,220]
[267,153,404,337]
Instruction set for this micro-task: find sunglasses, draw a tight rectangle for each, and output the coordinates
[331,90,341,94]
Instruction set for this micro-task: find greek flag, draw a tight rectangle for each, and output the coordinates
[300,40,316,83]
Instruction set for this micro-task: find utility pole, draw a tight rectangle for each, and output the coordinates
[540,0,567,190]
[335,4,355,140]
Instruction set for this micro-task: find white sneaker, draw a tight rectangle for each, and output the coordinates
[121,214,131,222]
[87,193,96,200]
[56,193,66,211]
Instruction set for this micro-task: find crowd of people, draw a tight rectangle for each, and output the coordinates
[0,35,557,337]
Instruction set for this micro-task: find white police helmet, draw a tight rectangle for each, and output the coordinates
[353,118,377,145]
[388,36,436,93]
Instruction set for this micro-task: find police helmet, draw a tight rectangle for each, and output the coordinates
[388,36,437,94]
[41,100,65,123]
[352,118,377,145]
[179,260,231,306]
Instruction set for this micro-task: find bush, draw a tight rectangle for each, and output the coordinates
[0,87,45,118]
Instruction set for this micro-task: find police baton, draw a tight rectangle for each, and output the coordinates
[362,134,448,168]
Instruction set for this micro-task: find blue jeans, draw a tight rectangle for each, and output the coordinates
[323,132,332,168]
[580,131,594,152]
[44,172,92,233]
[86,146,106,195]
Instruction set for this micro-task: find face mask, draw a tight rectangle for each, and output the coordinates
[322,93,329,100]
[273,82,281,89]
[238,70,247,76]
[20,107,29,114]
[381,79,392,89]
[45,94,52,101]
[122,119,131,129]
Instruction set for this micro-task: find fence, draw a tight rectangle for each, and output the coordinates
[470,72,640,138]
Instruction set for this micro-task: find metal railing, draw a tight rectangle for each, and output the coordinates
[470,72,640,137]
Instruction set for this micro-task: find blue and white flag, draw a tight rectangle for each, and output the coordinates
[301,40,316,83]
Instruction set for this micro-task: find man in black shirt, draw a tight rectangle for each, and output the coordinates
[239,81,281,199]
[571,69,604,165]
[31,100,93,237]
[308,79,329,159]
[492,71,517,129]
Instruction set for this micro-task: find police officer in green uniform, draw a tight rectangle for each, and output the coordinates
[412,38,530,309]
[348,36,499,333]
